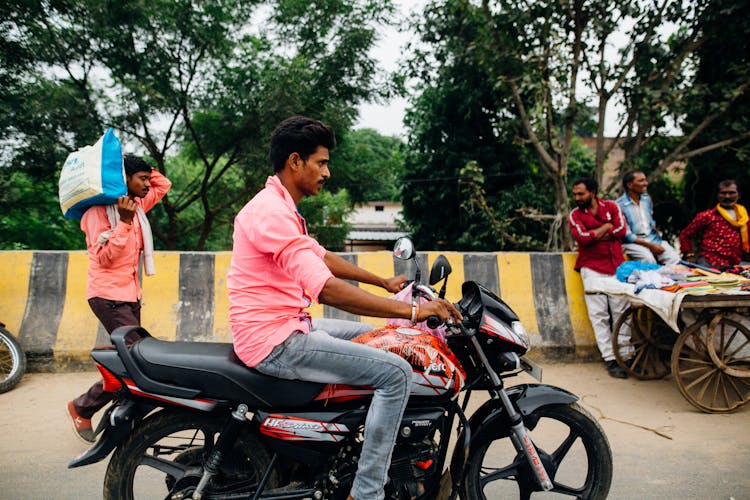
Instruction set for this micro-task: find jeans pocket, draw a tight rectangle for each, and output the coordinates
[257,340,293,379]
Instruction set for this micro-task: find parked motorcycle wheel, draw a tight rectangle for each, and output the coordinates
[103,411,276,500]
[461,402,612,499]
[0,326,26,394]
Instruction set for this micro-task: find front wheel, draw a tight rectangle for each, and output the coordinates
[461,402,612,499]
[0,326,26,394]
[104,411,276,500]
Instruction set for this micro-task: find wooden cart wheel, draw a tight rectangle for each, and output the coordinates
[612,306,677,380]
[671,314,750,413]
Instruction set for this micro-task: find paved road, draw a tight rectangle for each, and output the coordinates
[0,363,748,499]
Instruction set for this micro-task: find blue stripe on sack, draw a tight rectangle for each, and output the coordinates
[177,253,215,341]
[18,252,68,359]
[530,253,574,347]
[64,129,126,220]
[463,253,500,295]
[324,253,361,322]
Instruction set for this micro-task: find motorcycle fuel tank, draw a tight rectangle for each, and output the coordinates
[353,326,466,397]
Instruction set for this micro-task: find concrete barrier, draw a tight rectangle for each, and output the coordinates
[0,250,599,372]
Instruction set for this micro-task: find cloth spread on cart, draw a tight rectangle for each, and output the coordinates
[584,276,685,332]
[585,275,750,332]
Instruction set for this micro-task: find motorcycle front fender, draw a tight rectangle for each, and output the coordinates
[470,384,578,438]
[449,384,578,480]
[68,399,151,468]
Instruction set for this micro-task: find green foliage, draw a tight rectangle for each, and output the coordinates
[0,173,82,250]
[680,0,750,217]
[401,0,749,250]
[298,189,353,251]
[1,0,392,250]
[400,0,599,251]
[328,128,405,204]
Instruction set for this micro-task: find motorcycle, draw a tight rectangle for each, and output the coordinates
[69,237,613,499]
[0,322,26,394]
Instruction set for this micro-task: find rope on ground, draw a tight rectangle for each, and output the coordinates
[582,395,674,440]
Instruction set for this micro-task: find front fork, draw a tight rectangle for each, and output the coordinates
[469,336,553,491]
[498,390,553,490]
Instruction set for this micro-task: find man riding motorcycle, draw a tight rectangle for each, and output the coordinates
[226,115,460,500]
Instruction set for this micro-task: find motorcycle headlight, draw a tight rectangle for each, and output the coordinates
[511,321,530,350]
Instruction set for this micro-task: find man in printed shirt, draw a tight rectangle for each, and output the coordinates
[227,116,459,500]
[569,177,631,378]
[616,170,680,265]
[67,155,171,442]
[680,179,749,269]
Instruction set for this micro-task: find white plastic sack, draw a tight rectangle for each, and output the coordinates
[386,282,448,340]
[58,128,127,220]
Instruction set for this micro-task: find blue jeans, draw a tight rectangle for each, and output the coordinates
[255,319,412,500]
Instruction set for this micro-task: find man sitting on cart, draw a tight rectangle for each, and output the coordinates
[679,179,749,270]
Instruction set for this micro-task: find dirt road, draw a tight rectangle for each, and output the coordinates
[0,363,748,499]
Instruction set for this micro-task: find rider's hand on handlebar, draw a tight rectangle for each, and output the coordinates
[418,299,462,324]
[382,275,409,294]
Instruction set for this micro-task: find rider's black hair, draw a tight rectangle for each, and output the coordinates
[269,116,336,172]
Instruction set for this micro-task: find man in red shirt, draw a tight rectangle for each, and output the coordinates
[228,116,459,500]
[67,155,171,442]
[679,180,749,269]
[568,177,631,378]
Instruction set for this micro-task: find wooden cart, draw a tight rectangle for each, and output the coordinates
[611,294,750,413]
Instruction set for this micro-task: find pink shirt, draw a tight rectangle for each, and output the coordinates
[228,175,333,367]
[81,170,171,301]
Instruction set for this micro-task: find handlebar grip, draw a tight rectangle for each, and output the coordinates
[425,315,442,329]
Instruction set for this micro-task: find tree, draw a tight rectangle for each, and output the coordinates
[399,0,595,251]
[0,0,393,250]
[327,128,405,204]
[680,0,750,218]
[451,0,749,249]
[298,189,353,251]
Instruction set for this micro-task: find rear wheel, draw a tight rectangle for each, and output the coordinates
[461,403,612,499]
[0,326,26,394]
[104,411,276,499]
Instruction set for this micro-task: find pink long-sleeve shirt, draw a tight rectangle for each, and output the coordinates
[227,175,334,367]
[81,170,171,301]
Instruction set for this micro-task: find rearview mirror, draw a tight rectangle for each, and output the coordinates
[393,237,415,260]
[429,255,452,286]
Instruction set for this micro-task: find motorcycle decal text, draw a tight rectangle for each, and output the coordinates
[521,433,550,484]
[260,415,350,442]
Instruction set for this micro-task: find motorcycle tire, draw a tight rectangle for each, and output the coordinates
[104,410,276,500]
[461,402,612,500]
[0,326,26,394]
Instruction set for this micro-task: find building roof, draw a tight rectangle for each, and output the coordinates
[346,230,408,241]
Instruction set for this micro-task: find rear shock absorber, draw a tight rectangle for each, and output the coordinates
[193,404,249,500]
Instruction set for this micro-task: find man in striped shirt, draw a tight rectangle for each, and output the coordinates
[616,171,680,265]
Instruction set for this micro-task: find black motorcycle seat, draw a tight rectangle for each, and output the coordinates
[129,336,326,409]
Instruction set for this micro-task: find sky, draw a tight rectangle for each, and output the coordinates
[353,1,425,138]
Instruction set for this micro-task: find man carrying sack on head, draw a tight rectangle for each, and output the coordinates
[680,179,749,270]
[66,155,171,442]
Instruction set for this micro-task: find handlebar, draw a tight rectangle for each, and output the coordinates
[425,315,441,329]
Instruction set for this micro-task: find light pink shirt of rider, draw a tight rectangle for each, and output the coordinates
[227,175,334,368]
